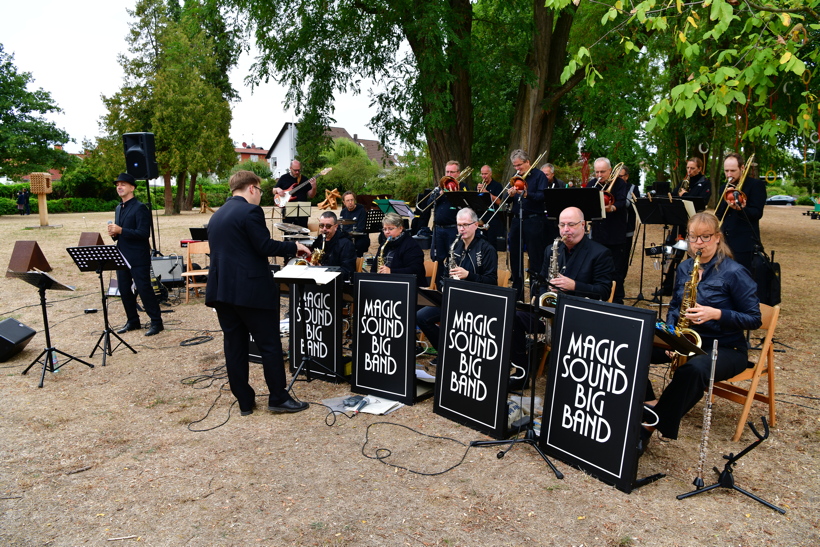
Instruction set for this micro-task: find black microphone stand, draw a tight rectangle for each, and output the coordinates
[470,276,563,479]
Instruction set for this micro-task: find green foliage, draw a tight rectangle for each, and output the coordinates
[0,44,73,179]
[230,159,272,180]
[61,162,118,200]
[797,195,816,205]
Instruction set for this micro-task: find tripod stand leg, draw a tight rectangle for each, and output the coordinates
[730,485,786,514]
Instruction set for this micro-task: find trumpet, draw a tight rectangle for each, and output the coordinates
[718,153,755,227]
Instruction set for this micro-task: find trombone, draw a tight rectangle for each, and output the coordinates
[718,153,755,227]
[416,167,473,213]
[478,150,548,229]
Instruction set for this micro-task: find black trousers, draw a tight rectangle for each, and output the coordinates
[509,215,547,301]
[647,345,750,439]
[117,263,162,325]
[603,242,629,304]
[213,303,289,412]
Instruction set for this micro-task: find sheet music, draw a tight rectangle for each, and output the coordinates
[274,264,339,285]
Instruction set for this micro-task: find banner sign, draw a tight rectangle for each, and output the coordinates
[289,276,344,381]
[352,273,417,404]
[539,294,655,493]
[434,279,516,439]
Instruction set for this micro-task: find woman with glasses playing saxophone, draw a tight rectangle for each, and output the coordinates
[640,212,761,455]
[370,213,426,287]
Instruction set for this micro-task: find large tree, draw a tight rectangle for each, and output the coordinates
[0,44,73,179]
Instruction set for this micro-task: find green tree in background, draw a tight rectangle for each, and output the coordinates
[0,44,73,179]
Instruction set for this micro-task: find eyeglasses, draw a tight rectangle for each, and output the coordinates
[457,222,476,228]
[319,223,335,229]
[557,221,583,229]
[252,186,262,193]
[686,233,714,243]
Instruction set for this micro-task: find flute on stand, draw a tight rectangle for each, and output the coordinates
[694,339,719,488]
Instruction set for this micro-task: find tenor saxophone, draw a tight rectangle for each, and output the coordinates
[539,236,566,307]
[310,236,326,266]
[670,250,703,375]
[376,236,392,271]
[446,234,462,279]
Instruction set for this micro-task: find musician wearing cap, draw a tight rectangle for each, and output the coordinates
[510,207,615,389]
[206,170,311,416]
[417,208,498,359]
[714,152,766,272]
[507,149,549,301]
[339,191,369,256]
[274,160,317,229]
[370,212,426,286]
[585,157,629,304]
[107,173,164,337]
[641,212,761,454]
[310,211,357,280]
[420,160,470,281]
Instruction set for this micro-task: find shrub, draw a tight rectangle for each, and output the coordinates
[797,195,816,206]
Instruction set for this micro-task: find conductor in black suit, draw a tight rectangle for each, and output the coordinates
[107,173,163,336]
[206,170,311,415]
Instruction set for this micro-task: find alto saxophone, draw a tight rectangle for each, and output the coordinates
[376,236,392,271]
[539,236,566,307]
[447,234,462,278]
[310,236,326,266]
[670,250,703,375]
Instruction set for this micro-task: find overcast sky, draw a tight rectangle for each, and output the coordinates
[1,0,380,155]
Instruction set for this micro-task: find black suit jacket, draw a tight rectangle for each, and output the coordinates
[538,236,615,301]
[113,198,151,266]
[205,196,296,310]
[715,177,766,253]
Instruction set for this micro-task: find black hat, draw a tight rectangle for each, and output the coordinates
[114,173,136,186]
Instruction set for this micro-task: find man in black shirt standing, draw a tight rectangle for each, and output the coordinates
[476,165,504,249]
[715,152,766,271]
[420,160,468,283]
[274,160,317,228]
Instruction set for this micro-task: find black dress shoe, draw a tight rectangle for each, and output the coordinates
[268,398,309,413]
[145,323,164,336]
[116,320,141,334]
[240,403,257,416]
[508,374,528,392]
[637,427,653,457]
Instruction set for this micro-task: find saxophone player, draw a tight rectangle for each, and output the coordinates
[641,212,761,454]
[417,208,498,365]
[311,211,357,280]
[370,212,426,286]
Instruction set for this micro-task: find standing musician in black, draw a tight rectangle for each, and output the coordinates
[417,208,498,362]
[714,152,766,272]
[310,211,357,280]
[542,163,566,189]
[339,191,369,257]
[206,170,311,415]
[420,160,469,282]
[585,157,629,304]
[370,212,426,287]
[657,157,712,296]
[641,212,761,454]
[107,173,164,336]
[476,165,505,248]
[274,160,317,229]
[507,149,548,301]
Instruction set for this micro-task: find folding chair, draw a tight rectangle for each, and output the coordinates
[181,241,209,303]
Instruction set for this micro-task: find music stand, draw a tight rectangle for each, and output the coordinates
[284,202,311,224]
[442,191,493,218]
[364,209,386,234]
[273,265,349,390]
[543,188,606,220]
[470,279,564,479]
[14,270,94,387]
[66,245,137,366]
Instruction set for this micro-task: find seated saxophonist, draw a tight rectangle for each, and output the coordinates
[416,208,498,366]
[510,206,615,390]
[370,212,426,287]
[310,211,357,280]
[641,212,761,455]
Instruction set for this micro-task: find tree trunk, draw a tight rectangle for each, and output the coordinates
[174,171,187,214]
[185,172,198,211]
[504,3,580,180]
[163,171,175,215]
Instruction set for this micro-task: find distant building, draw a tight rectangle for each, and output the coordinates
[265,123,395,178]
[235,143,269,165]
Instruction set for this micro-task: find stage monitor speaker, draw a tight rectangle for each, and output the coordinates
[78,232,105,246]
[151,256,183,284]
[6,241,51,278]
[122,132,159,180]
[0,318,36,362]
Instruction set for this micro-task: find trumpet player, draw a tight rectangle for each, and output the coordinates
[715,153,766,271]
[311,211,357,280]
[641,212,761,454]
[585,157,629,304]
[417,208,498,367]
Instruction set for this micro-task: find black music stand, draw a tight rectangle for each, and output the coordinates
[66,245,137,367]
[470,279,564,479]
[543,188,606,221]
[364,208,386,234]
[13,270,94,387]
[273,265,349,390]
[443,191,493,219]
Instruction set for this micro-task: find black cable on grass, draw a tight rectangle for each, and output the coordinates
[361,422,472,476]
